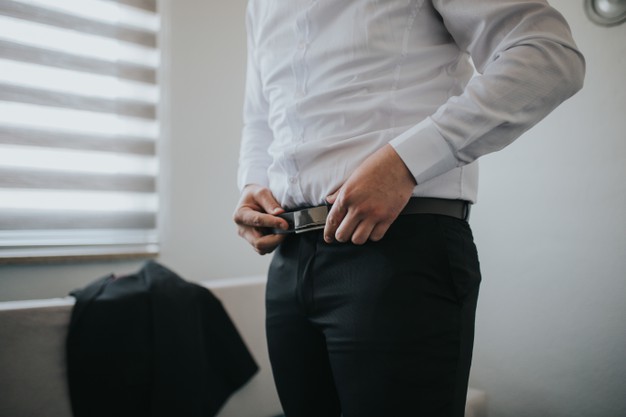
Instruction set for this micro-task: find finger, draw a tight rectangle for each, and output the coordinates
[324,202,347,243]
[256,188,285,215]
[334,212,360,243]
[326,189,340,204]
[238,226,286,254]
[235,207,288,230]
[237,224,263,240]
[251,233,287,255]
[350,220,376,245]
[369,221,393,242]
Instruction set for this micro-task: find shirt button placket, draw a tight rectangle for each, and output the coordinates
[287,4,313,206]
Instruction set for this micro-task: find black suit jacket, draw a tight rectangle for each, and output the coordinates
[66,261,258,417]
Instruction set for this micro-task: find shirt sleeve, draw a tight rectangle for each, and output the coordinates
[389,0,585,185]
[237,5,274,191]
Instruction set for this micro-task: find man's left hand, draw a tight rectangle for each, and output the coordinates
[324,144,417,245]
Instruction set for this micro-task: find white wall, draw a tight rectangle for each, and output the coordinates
[0,1,624,416]
[156,0,270,281]
[468,2,626,416]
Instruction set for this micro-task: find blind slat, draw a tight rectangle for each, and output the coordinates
[0,101,159,138]
[0,0,157,48]
[0,82,156,119]
[0,59,158,103]
[0,125,156,155]
[0,167,156,192]
[7,0,160,32]
[0,14,159,67]
[107,0,157,13]
[0,39,157,84]
[0,209,156,230]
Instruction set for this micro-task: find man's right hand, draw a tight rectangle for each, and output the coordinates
[233,184,289,255]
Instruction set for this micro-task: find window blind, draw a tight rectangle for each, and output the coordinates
[0,0,160,261]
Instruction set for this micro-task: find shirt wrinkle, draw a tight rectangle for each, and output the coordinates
[240,0,584,209]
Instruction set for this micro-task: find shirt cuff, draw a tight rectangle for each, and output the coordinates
[389,118,459,185]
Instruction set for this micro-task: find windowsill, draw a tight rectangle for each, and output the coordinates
[0,248,158,265]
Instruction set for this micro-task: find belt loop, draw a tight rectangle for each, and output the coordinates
[463,202,471,221]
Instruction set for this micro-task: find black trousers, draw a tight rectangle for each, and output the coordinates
[266,214,481,417]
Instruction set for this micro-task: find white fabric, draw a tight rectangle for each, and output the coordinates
[238,0,584,209]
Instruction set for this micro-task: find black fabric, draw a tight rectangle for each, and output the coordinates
[66,261,258,417]
[266,214,481,417]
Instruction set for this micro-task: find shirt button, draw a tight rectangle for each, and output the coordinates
[298,41,306,50]
[289,177,297,184]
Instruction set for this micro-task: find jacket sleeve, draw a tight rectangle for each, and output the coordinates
[389,0,585,185]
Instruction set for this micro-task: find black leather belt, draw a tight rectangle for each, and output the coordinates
[273,197,470,234]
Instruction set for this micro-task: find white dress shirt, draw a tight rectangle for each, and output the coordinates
[238,0,584,209]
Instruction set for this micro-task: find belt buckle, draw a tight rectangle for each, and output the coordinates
[292,205,329,233]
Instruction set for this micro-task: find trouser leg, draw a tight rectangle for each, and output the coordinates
[266,214,481,417]
[266,232,342,417]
